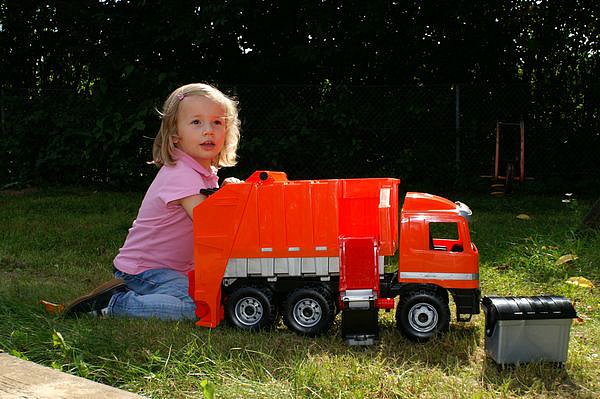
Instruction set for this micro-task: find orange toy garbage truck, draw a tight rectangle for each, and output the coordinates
[189,171,479,344]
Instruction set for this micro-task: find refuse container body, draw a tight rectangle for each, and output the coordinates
[482,296,577,365]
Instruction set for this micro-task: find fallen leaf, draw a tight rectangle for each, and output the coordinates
[575,317,585,324]
[516,214,530,220]
[201,380,215,399]
[542,245,558,250]
[566,276,595,289]
[40,300,64,315]
[556,254,579,265]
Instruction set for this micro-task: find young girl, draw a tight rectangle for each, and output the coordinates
[64,83,241,320]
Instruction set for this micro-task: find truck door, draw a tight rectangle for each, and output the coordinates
[423,220,463,271]
[399,216,474,283]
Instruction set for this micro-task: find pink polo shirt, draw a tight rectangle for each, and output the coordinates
[113,149,219,275]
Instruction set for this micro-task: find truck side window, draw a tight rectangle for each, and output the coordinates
[428,222,462,252]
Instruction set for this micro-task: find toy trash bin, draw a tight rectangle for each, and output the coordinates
[482,296,577,365]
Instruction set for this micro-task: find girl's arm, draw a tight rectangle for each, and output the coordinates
[177,194,207,219]
[177,179,242,219]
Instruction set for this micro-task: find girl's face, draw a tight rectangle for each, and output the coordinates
[174,95,227,169]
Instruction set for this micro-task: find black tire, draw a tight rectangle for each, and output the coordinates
[225,286,277,331]
[283,286,335,337]
[396,290,450,342]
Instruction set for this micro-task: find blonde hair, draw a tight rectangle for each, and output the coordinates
[152,83,240,167]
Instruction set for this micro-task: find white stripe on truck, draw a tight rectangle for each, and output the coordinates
[399,272,479,280]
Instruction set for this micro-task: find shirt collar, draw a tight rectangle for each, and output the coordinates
[172,148,218,177]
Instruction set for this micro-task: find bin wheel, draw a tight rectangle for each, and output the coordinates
[225,286,277,331]
[396,290,450,342]
[283,287,335,336]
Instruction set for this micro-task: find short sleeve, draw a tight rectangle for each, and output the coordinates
[156,163,215,205]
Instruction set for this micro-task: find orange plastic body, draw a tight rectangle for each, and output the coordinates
[190,171,478,328]
[191,171,399,327]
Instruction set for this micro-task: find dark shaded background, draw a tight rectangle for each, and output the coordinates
[2,1,598,193]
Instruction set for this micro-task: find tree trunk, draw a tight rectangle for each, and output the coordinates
[582,197,600,229]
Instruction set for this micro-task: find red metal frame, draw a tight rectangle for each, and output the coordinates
[494,121,525,182]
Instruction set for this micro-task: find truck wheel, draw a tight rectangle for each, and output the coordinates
[225,286,277,331]
[396,290,450,342]
[283,287,335,337]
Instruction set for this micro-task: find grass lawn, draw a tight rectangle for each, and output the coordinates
[0,188,598,398]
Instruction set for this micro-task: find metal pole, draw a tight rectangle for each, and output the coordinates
[520,120,525,181]
[494,122,500,179]
[0,88,5,138]
[455,84,460,183]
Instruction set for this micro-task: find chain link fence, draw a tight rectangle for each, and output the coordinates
[1,84,598,192]
[227,83,599,192]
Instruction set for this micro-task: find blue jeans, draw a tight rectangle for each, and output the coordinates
[108,268,196,321]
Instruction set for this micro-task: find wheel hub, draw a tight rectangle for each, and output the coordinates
[235,297,263,326]
[293,298,322,328]
[408,302,438,333]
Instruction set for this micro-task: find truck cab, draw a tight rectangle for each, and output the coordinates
[379,192,480,341]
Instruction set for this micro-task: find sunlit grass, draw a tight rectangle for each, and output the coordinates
[1,189,598,398]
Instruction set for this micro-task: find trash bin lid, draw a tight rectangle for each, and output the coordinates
[482,296,577,336]
[482,296,577,320]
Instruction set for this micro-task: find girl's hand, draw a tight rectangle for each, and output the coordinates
[222,177,243,185]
